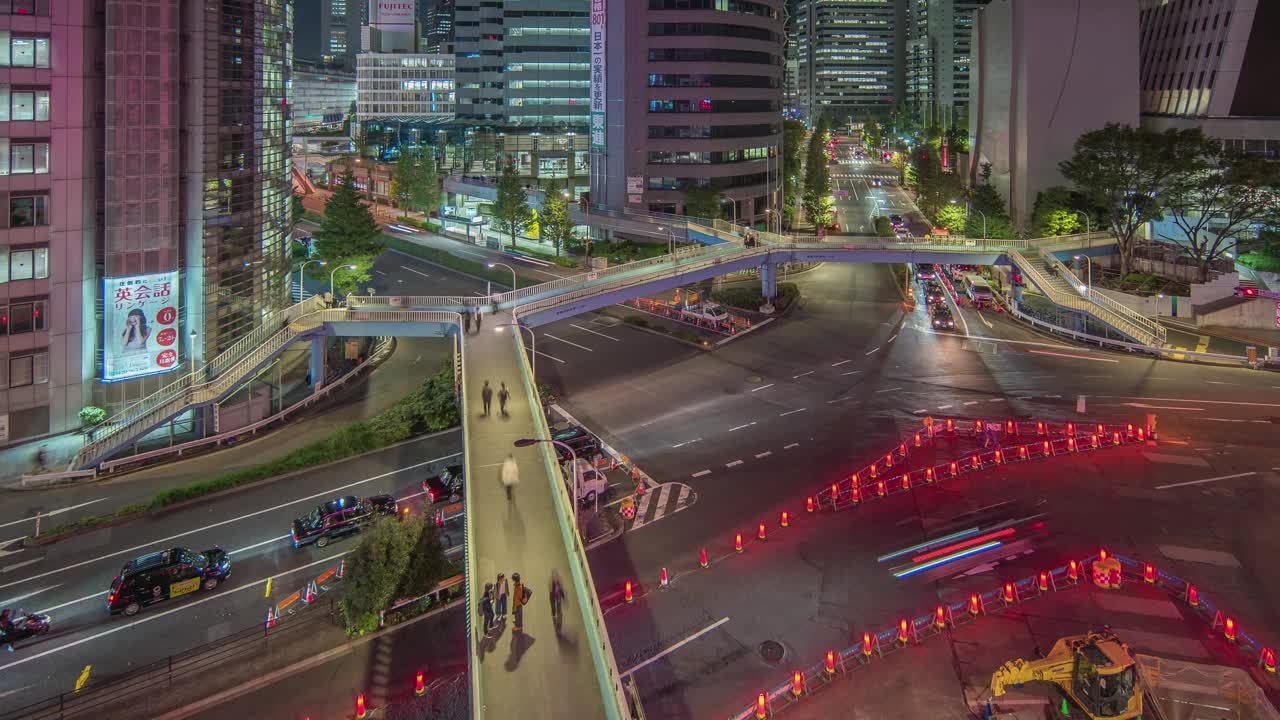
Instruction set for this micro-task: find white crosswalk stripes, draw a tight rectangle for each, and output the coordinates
[629,482,697,531]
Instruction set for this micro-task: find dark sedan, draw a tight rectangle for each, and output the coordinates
[291,495,397,549]
[423,465,464,504]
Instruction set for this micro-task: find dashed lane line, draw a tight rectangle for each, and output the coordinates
[725,460,744,468]
[783,443,800,450]
[841,370,861,376]
[728,422,757,432]
[875,387,903,394]
[755,451,772,459]
[831,359,852,366]
[793,370,815,379]
[534,350,566,364]
[570,323,620,341]
[779,408,806,417]
[865,347,881,355]
[691,470,712,478]
[751,384,775,392]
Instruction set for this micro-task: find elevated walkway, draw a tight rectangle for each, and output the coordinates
[1009,247,1166,347]
[460,311,627,719]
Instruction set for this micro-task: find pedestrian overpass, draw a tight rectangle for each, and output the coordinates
[70,218,1147,719]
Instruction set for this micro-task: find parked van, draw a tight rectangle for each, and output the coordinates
[966,276,995,308]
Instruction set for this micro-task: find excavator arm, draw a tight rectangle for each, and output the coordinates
[990,656,1076,697]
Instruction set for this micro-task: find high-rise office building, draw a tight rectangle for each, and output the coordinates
[1138,0,1279,158]
[795,0,899,120]
[905,0,992,128]
[594,0,785,225]
[0,0,292,445]
[321,0,367,68]
[422,0,454,53]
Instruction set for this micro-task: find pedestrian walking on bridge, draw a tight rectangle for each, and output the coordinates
[498,381,510,417]
[481,380,493,417]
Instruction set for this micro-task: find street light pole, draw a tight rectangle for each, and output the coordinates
[1073,254,1093,295]
[297,259,326,301]
[496,322,536,379]
[487,262,517,293]
[1073,210,1091,237]
[513,437,593,514]
[330,263,357,298]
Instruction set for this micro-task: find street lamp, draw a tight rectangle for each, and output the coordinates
[496,322,536,378]
[1073,210,1091,236]
[297,259,326,301]
[330,263,357,297]
[1073,255,1093,295]
[487,262,516,291]
[951,199,987,246]
[188,329,198,385]
[513,437,597,514]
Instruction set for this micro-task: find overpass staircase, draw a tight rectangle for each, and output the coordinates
[1008,246,1166,347]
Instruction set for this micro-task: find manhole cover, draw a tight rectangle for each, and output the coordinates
[746,375,763,384]
[759,640,785,665]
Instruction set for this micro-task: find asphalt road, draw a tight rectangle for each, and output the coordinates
[0,431,465,713]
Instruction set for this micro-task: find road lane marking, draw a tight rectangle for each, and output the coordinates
[751,383,774,392]
[1104,396,1280,408]
[755,451,772,459]
[988,398,1003,403]
[651,485,673,522]
[231,534,293,555]
[888,333,899,343]
[691,470,711,478]
[728,422,756,432]
[0,499,108,531]
[265,577,272,598]
[725,460,744,468]
[865,347,881,355]
[0,553,352,672]
[875,387,902,394]
[399,265,431,278]
[827,396,855,403]
[570,323,619,341]
[963,401,980,406]
[1,558,40,573]
[1142,453,1209,467]
[792,371,814,379]
[1157,545,1242,568]
[0,451,461,594]
[831,359,852,366]
[778,408,806,417]
[1204,381,1237,385]
[1155,471,1257,490]
[783,443,800,449]
[841,370,861,376]
[912,409,928,414]
[621,617,731,677]
[534,350,566,363]
[0,584,60,607]
[544,334,593,352]
[672,438,702,449]
[1028,349,1119,363]
[938,404,952,409]
[1202,418,1246,422]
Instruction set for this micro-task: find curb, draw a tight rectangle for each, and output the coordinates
[153,598,466,720]
[618,318,710,350]
[26,427,462,547]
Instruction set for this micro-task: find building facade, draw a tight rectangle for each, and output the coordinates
[0,0,292,447]
[595,0,785,225]
[968,0,1139,226]
[355,52,454,125]
[321,0,366,68]
[905,0,991,128]
[421,0,453,53]
[1138,0,1280,159]
[795,0,898,121]
[294,66,358,133]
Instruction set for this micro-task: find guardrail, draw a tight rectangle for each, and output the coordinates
[14,468,97,489]
[508,324,630,718]
[96,337,394,475]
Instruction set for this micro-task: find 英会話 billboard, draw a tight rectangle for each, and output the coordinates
[102,271,181,381]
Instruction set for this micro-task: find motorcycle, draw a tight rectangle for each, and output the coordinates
[2,611,51,648]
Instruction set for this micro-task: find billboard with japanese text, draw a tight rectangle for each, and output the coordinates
[590,0,606,149]
[102,271,181,381]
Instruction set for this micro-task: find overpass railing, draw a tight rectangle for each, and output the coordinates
[1032,230,1117,253]
[1008,249,1160,347]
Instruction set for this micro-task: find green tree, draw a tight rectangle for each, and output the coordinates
[491,160,531,250]
[339,516,447,636]
[1059,123,1206,275]
[316,169,383,266]
[1031,187,1085,237]
[540,190,575,257]
[291,192,306,230]
[389,151,417,217]
[782,119,808,224]
[863,113,884,150]
[802,189,834,233]
[935,203,968,232]
[1162,147,1280,282]
[412,154,441,219]
[682,185,723,221]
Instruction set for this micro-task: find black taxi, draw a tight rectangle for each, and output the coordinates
[291,494,397,549]
[108,546,231,616]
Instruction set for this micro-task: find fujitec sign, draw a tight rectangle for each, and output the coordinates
[372,0,415,31]
[590,0,606,149]
[102,271,181,381]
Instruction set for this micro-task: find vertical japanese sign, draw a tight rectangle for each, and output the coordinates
[102,271,181,381]
[590,0,606,149]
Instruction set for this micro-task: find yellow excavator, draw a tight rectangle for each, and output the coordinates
[990,631,1142,719]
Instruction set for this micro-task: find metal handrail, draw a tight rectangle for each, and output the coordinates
[1007,249,1156,346]
[1037,249,1166,345]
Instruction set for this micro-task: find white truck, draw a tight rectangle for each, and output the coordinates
[563,458,610,507]
[680,302,730,324]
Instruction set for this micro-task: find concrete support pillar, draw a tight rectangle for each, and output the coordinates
[760,260,777,302]
[310,336,326,392]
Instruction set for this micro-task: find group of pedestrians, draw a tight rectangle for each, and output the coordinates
[461,307,484,334]
[478,571,568,638]
[479,380,510,417]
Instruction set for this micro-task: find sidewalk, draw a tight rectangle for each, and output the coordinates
[0,336,452,533]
